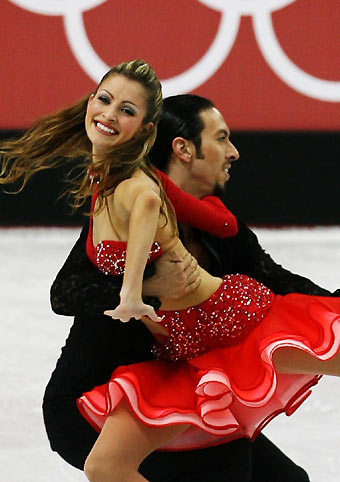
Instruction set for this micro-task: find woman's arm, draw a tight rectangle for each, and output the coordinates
[50,221,200,317]
[156,169,238,238]
[105,187,164,323]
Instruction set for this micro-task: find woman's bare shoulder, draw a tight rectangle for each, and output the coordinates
[116,172,160,203]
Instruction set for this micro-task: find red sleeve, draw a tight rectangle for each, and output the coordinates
[155,169,238,238]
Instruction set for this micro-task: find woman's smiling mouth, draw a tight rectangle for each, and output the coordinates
[95,121,118,136]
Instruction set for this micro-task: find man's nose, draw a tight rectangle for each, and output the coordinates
[227,142,239,162]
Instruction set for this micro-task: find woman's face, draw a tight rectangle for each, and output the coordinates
[85,74,150,155]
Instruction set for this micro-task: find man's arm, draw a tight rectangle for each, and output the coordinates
[50,221,200,317]
[50,220,125,316]
[232,219,337,296]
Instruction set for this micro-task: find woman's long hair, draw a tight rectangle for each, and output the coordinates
[0,60,176,230]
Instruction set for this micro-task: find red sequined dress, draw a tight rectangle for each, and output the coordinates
[77,175,340,450]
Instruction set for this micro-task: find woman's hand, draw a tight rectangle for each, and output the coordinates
[104,300,163,323]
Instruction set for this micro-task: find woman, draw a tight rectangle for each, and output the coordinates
[0,59,237,480]
[1,60,340,482]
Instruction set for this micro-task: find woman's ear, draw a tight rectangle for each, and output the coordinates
[140,122,154,135]
[172,137,194,164]
[87,93,95,109]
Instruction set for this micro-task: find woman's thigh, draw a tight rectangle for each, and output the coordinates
[87,399,189,469]
[273,347,340,376]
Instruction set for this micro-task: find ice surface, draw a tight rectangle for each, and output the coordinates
[0,226,339,481]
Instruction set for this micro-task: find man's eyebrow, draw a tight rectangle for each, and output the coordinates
[101,89,139,108]
[216,128,230,136]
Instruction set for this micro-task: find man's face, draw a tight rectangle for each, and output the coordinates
[190,108,239,197]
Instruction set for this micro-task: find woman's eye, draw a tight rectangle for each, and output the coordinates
[98,96,109,104]
[121,107,135,116]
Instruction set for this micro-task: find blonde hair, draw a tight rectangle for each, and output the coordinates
[0,60,175,229]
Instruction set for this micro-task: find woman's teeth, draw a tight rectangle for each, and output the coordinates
[96,122,116,134]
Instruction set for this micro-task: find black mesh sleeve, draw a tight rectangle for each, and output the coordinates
[50,221,160,317]
[233,220,333,296]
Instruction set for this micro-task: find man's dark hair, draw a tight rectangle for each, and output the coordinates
[149,94,215,172]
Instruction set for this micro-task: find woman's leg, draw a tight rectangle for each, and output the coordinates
[273,347,340,376]
[84,399,189,482]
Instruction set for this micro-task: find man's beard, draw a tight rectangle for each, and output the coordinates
[213,183,226,198]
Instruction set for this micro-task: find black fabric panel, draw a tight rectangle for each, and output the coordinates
[1,130,339,225]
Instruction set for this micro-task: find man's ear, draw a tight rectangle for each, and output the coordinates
[172,137,195,164]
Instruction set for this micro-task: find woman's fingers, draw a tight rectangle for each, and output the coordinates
[144,307,163,323]
[104,309,131,323]
[104,304,163,323]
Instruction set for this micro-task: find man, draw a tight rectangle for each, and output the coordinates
[44,94,338,481]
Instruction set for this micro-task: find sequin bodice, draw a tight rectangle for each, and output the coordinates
[91,240,162,276]
[86,194,162,276]
[152,275,275,362]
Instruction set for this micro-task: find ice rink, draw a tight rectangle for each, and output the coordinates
[0,226,339,481]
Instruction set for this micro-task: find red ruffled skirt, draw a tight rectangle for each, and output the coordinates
[77,293,340,451]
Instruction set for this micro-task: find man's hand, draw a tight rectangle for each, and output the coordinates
[142,252,201,300]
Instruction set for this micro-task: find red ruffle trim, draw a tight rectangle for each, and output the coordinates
[77,294,340,451]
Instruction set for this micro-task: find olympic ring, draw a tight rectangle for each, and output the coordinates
[198,0,296,15]
[8,0,107,15]
[253,9,340,102]
[8,0,340,102]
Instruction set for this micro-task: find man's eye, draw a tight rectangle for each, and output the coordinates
[218,136,227,142]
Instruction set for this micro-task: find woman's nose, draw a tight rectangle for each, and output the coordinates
[102,106,117,122]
